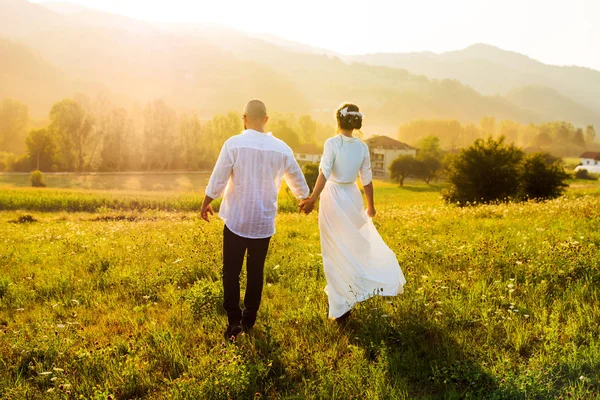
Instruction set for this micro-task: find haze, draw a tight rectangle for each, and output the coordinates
[31,0,600,71]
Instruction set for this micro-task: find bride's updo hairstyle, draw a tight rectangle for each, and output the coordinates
[336,103,363,131]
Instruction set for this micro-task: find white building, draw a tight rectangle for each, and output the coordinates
[294,143,322,166]
[365,135,417,179]
[575,151,600,174]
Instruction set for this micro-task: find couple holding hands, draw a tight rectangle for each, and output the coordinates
[201,100,406,340]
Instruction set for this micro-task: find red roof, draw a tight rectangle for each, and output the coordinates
[365,135,416,150]
[580,152,600,160]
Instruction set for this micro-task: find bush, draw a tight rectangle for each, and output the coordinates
[574,168,598,180]
[443,136,523,205]
[518,153,569,200]
[302,163,319,192]
[30,170,46,187]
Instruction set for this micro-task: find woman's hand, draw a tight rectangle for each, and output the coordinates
[299,197,316,214]
[367,206,376,218]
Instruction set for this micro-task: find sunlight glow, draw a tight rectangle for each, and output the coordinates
[32,0,600,70]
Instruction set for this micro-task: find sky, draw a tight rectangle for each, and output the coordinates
[35,0,600,70]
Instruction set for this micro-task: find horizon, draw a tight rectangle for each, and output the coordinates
[28,0,600,71]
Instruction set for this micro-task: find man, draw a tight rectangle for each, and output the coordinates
[201,99,310,340]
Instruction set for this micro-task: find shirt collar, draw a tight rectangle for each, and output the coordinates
[244,129,272,136]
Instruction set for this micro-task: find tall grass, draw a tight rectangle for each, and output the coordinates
[1,183,599,398]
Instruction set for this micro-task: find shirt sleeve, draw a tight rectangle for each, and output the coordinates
[284,152,310,199]
[319,138,336,180]
[205,142,233,199]
[359,143,373,186]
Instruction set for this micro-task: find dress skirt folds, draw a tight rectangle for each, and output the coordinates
[319,180,406,318]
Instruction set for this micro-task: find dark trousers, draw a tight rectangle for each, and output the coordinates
[222,225,272,328]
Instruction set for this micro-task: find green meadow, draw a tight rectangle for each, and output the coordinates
[1,180,600,399]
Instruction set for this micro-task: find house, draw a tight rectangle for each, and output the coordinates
[575,151,600,173]
[364,135,417,179]
[293,143,323,166]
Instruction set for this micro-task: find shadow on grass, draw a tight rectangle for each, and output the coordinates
[347,314,499,399]
[397,184,445,193]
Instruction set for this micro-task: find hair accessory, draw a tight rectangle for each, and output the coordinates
[339,107,364,118]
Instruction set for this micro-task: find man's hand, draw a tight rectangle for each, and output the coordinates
[201,203,214,222]
[299,198,316,214]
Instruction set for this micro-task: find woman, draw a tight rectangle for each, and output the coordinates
[300,103,406,323]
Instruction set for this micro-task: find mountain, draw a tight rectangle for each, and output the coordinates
[0,38,73,115]
[0,0,595,131]
[0,0,65,36]
[506,85,600,125]
[351,44,600,120]
[37,1,88,14]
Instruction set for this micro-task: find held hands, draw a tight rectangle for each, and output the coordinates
[201,204,214,222]
[298,197,316,215]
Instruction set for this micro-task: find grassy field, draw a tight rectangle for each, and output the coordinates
[1,181,600,399]
[0,172,211,192]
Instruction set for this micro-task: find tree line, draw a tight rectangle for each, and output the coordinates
[398,117,597,157]
[1,96,597,173]
[0,96,332,173]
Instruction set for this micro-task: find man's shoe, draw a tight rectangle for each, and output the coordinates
[241,322,254,332]
[224,324,243,341]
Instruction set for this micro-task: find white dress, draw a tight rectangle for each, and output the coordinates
[318,134,406,318]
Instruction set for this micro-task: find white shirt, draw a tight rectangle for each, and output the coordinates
[205,129,310,239]
[319,135,372,186]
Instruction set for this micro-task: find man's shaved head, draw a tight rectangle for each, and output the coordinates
[243,99,267,120]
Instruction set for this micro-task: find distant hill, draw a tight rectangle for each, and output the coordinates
[0,38,73,114]
[0,0,65,36]
[1,0,596,132]
[351,44,600,123]
[36,1,89,14]
[506,85,600,126]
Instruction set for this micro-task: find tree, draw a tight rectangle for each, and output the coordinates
[202,111,243,166]
[302,163,319,191]
[389,155,419,187]
[49,99,93,171]
[179,113,205,170]
[573,128,585,148]
[479,116,496,136]
[585,125,596,143]
[461,123,480,148]
[143,100,178,170]
[532,132,553,148]
[555,124,571,145]
[417,135,444,160]
[0,98,29,154]
[25,129,56,171]
[99,108,131,171]
[499,120,520,144]
[272,120,300,150]
[413,156,442,184]
[442,136,523,205]
[518,153,568,200]
[398,119,463,150]
[299,115,317,144]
